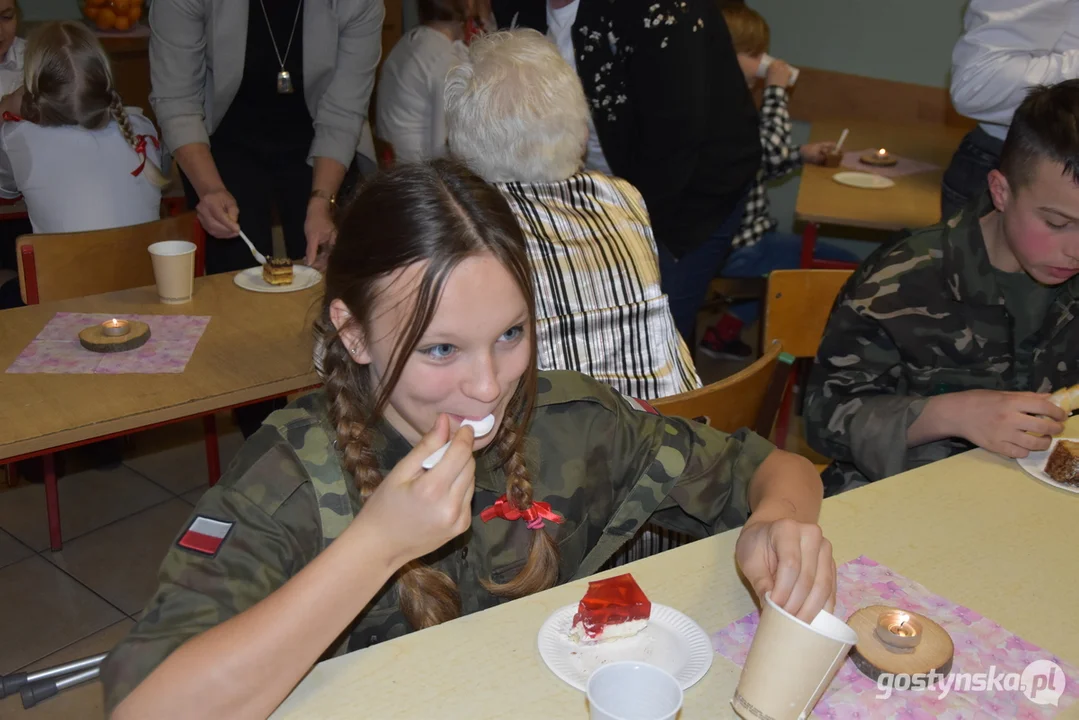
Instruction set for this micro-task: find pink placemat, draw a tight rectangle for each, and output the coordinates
[841,149,940,178]
[713,556,1079,718]
[7,313,210,375]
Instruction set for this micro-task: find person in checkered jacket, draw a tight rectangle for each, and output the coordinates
[700,3,860,360]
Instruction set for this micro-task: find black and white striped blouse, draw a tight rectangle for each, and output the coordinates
[499,171,701,400]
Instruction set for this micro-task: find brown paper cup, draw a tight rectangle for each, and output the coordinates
[732,593,857,720]
[148,241,197,304]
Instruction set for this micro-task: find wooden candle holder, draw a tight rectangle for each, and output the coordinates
[79,321,151,353]
[860,152,897,167]
[847,606,953,682]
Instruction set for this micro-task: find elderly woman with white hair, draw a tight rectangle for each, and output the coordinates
[445,29,700,401]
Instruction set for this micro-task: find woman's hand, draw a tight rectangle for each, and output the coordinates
[305,197,337,270]
[735,516,836,622]
[0,86,24,117]
[197,187,241,238]
[356,415,476,568]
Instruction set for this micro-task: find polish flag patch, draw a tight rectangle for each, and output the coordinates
[177,516,233,557]
[619,393,659,415]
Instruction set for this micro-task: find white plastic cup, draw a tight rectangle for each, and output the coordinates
[587,661,683,720]
[147,240,196,304]
[756,53,800,86]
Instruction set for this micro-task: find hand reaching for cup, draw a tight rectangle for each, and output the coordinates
[355,415,477,568]
[765,58,794,88]
[735,517,837,623]
[197,188,241,239]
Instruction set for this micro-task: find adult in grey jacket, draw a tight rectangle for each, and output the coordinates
[150,0,383,273]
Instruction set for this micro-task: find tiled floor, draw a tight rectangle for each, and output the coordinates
[0,415,243,720]
[0,319,826,719]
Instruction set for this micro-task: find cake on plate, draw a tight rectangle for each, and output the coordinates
[262,257,294,286]
[1045,440,1079,486]
[569,573,651,644]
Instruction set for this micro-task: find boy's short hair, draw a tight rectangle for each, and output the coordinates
[719,2,770,56]
[1000,79,1079,190]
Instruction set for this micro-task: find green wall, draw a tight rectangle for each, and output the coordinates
[748,0,967,89]
[22,0,80,21]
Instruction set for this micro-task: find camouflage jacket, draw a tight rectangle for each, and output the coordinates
[805,193,1079,491]
[101,370,774,712]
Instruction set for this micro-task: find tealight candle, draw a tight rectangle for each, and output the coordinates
[877,147,889,158]
[875,610,922,652]
[101,318,131,337]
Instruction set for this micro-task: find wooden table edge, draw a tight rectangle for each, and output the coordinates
[0,372,321,463]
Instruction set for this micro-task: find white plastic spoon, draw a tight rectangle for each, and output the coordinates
[238,229,268,266]
[421,414,496,469]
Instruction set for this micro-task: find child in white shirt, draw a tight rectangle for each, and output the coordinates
[0,21,166,234]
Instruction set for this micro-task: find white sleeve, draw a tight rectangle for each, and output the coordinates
[951,0,1079,127]
[0,127,20,199]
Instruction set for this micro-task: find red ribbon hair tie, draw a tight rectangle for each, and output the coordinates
[480,494,564,530]
[130,134,160,177]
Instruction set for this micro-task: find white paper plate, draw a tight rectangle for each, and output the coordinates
[537,603,713,692]
[1016,437,1079,494]
[233,265,322,293]
[832,171,895,189]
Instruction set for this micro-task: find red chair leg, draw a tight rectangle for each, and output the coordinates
[203,414,221,486]
[800,222,819,269]
[774,372,797,450]
[44,454,61,552]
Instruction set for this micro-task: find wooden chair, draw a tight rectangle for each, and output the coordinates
[17,212,207,304]
[611,341,793,566]
[762,269,853,451]
[652,339,792,436]
[13,213,221,552]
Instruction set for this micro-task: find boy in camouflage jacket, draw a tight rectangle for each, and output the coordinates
[806,81,1079,494]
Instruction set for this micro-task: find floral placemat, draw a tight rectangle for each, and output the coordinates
[713,556,1079,718]
[841,149,940,178]
[7,313,210,374]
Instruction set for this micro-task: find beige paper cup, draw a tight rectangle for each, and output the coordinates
[148,241,196,304]
[732,593,857,720]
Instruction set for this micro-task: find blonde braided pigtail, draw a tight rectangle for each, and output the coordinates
[110,90,167,188]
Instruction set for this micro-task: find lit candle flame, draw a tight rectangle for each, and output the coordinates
[878,148,887,156]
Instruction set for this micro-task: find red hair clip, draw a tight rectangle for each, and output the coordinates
[480,494,564,530]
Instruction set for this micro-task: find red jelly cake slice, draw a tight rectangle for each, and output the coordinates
[570,573,651,643]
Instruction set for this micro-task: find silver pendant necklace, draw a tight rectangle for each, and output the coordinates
[257,0,304,94]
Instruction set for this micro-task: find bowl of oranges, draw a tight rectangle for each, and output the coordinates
[80,0,145,32]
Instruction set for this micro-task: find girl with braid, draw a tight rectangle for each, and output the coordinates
[103,159,836,719]
[0,21,165,234]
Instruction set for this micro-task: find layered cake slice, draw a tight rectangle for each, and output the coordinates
[569,573,651,644]
[262,257,294,286]
[1045,440,1079,486]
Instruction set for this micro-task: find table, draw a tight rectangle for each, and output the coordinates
[272,422,1079,719]
[795,120,968,268]
[0,272,321,548]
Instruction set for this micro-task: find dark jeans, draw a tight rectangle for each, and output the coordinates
[941,126,1003,222]
[181,141,313,275]
[724,231,861,327]
[657,192,750,343]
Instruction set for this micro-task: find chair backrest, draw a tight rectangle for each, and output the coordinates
[762,269,853,359]
[652,340,791,436]
[16,212,205,305]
